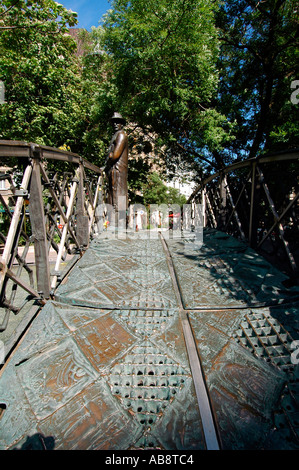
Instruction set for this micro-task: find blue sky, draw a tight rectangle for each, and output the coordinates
[60,0,112,30]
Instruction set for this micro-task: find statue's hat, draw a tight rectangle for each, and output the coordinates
[110,112,126,124]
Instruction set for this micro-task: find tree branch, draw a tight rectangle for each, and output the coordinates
[0,0,21,18]
[220,37,264,63]
[0,21,62,34]
[176,141,219,169]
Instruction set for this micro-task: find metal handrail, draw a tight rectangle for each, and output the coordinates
[188,149,299,202]
[0,140,103,173]
[0,140,104,339]
[188,149,299,278]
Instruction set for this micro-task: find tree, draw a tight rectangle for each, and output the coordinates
[93,0,234,171]
[0,0,85,151]
[75,26,115,164]
[142,172,187,206]
[216,0,299,160]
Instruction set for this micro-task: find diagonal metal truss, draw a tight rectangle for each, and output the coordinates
[188,150,299,280]
[0,141,103,334]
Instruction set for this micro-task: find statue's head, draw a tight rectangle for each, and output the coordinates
[110,112,126,131]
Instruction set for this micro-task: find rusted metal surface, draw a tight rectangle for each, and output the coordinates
[159,232,220,449]
[0,228,299,450]
[0,234,204,450]
[0,140,103,173]
[167,228,299,450]
[0,141,103,343]
[188,149,299,278]
[167,229,299,309]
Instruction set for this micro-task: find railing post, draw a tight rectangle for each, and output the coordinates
[257,167,297,275]
[224,176,246,240]
[76,162,89,249]
[248,161,261,248]
[29,147,51,299]
[89,174,103,236]
[0,163,32,295]
[51,170,79,290]
[202,189,206,227]
[205,190,217,228]
[217,173,227,230]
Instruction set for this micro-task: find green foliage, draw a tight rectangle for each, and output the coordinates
[216,0,299,160]
[142,172,187,206]
[0,0,297,186]
[76,27,117,165]
[94,0,233,166]
[0,0,85,150]
[127,156,151,203]
[0,202,11,236]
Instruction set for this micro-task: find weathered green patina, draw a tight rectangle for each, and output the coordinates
[0,228,298,450]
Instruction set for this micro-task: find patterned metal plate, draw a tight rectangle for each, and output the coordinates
[0,228,299,450]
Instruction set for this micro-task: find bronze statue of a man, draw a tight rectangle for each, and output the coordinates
[105,112,128,228]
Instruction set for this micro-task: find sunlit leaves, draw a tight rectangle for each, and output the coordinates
[216,0,299,159]
[0,0,84,150]
[98,0,232,159]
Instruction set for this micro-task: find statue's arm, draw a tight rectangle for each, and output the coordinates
[109,132,127,161]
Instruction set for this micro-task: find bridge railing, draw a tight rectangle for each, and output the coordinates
[0,140,103,335]
[188,149,299,280]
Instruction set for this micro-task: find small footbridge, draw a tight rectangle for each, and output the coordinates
[0,141,298,451]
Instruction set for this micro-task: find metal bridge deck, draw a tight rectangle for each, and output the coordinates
[1,228,299,450]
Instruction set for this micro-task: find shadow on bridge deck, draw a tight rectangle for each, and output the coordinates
[0,228,299,451]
